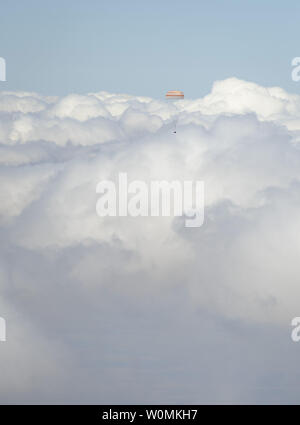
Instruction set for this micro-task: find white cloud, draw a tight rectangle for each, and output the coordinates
[1,78,300,402]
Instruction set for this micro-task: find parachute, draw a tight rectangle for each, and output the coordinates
[165,90,184,100]
[165,90,184,133]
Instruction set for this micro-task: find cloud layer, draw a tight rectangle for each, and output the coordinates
[1,78,300,403]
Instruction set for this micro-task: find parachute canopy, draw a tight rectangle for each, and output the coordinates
[165,90,184,100]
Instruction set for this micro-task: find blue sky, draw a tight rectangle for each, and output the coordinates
[1,0,300,98]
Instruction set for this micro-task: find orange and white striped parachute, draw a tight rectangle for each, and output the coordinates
[165,91,184,133]
[165,90,184,100]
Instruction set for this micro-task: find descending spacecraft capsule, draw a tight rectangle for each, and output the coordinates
[165,90,184,133]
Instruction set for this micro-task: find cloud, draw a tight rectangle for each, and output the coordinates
[1,78,300,403]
